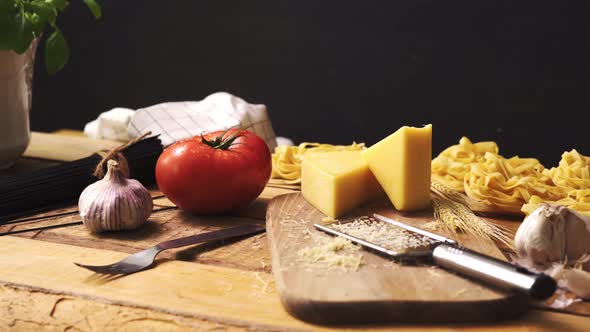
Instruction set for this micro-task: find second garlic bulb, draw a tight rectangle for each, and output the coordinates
[515,204,590,268]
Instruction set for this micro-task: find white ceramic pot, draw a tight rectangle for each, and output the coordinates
[0,41,36,170]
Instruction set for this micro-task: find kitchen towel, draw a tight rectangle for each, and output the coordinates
[127,92,277,150]
[84,108,135,142]
[84,92,278,150]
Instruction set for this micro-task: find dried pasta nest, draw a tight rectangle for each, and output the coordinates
[522,150,590,216]
[546,149,590,190]
[464,153,562,214]
[431,137,499,192]
[433,137,590,216]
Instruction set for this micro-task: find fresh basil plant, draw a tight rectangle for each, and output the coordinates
[0,0,101,74]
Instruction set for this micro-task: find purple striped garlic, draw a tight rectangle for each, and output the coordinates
[79,160,153,233]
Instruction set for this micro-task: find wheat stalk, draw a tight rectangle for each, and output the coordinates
[431,180,468,204]
[431,181,514,250]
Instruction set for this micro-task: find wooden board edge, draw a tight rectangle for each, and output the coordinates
[274,290,529,325]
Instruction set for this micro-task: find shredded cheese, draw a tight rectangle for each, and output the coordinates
[296,236,363,272]
[427,267,442,277]
[331,216,437,251]
[297,217,438,271]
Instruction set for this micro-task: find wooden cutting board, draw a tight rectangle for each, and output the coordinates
[266,193,529,325]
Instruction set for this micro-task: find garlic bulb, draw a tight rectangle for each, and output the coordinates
[514,204,590,268]
[79,160,153,232]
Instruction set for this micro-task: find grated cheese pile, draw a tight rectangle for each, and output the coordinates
[297,216,436,272]
[331,216,437,251]
[297,236,363,272]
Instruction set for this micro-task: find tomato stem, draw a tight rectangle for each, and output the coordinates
[201,127,243,150]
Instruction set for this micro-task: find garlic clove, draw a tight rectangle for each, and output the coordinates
[79,159,153,233]
[561,268,590,300]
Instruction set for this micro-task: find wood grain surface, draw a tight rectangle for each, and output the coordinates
[2,236,590,332]
[266,193,530,324]
[0,186,295,272]
[0,236,293,331]
[1,136,589,331]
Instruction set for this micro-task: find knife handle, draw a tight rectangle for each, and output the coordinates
[432,243,556,300]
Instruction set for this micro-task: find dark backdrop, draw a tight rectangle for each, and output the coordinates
[31,1,590,166]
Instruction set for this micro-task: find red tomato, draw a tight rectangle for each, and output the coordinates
[155,128,272,214]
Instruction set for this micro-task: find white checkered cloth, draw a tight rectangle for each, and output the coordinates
[127,92,277,150]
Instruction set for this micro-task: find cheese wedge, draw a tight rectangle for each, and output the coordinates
[301,151,384,218]
[363,125,432,211]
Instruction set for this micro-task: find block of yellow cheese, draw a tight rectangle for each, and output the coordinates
[363,124,432,211]
[301,151,384,218]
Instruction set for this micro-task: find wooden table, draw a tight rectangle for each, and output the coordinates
[0,132,588,331]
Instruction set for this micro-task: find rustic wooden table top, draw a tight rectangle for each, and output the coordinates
[0,132,588,331]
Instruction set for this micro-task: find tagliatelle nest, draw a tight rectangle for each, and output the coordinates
[464,152,562,214]
[522,150,590,216]
[546,149,590,190]
[271,142,365,184]
[433,138,590,216]
[431,137,499,192]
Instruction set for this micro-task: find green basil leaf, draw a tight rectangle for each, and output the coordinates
[12,4,34,53]
[28,12,44,34]
[0,0,19,50]
[45,0,68,11]
[0,0,31,52]
[31,0,57,26]
[83,0,101,19]
[45,28,69,74]
[24,12,42,36]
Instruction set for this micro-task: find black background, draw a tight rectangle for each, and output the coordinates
[30,1,590,166]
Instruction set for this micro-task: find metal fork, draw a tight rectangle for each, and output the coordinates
[74,224,265,274]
